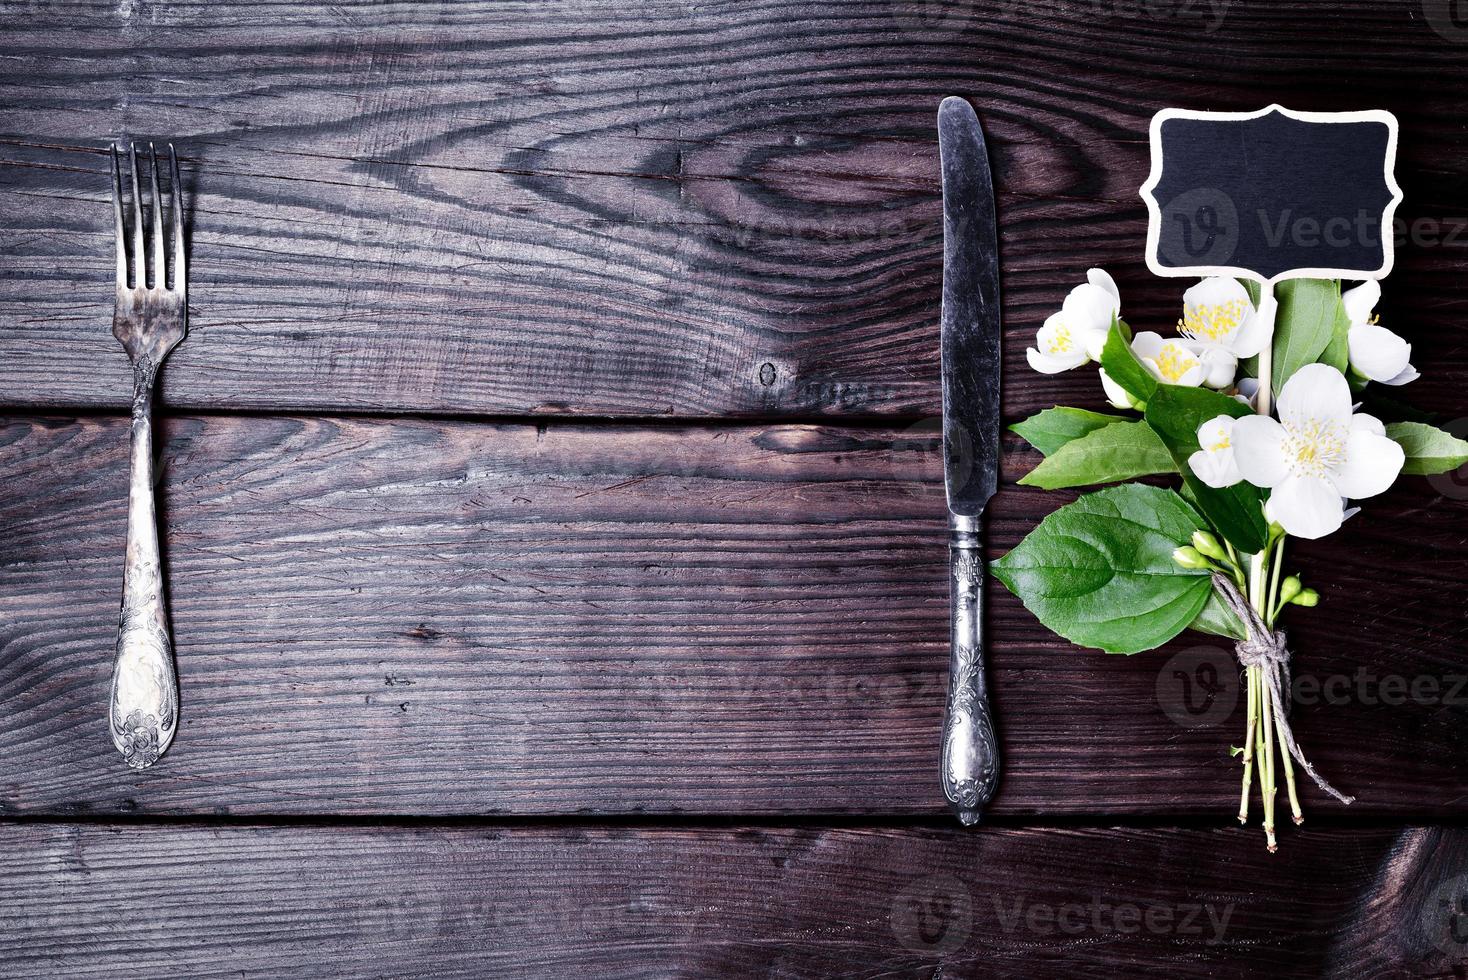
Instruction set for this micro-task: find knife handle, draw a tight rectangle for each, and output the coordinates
[941,519,999,825]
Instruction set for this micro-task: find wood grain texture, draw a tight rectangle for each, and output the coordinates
[3,1,1468,417]
[3,413,1465,817]
[3,822,1465,978]
[4,4,1467,972]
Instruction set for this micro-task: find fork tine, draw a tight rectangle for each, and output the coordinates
[169,144,185,294]
[110,145,128,289]
[128,144,146,289]
[148,143,165,291]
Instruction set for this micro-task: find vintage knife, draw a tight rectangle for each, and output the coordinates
[937,96,1001,825]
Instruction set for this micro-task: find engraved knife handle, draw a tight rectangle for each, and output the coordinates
[109,362,178,770]
[940,519,999,825]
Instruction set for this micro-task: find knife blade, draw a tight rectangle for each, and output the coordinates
[937,95,1001,826]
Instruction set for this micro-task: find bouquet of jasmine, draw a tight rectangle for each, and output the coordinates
[995,270,1468,850]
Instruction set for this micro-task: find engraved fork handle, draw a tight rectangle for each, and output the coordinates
[110,358,178,769]
[940,518,999,825]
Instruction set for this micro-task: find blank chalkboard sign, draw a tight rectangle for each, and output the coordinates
[1141,105,1401,284]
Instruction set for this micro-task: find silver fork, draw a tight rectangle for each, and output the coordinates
[108,143,186,770]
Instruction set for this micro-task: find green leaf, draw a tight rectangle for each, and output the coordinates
[990,484,1214,654]
[1271,279,1345,397]
[1099,320,1157,405]
[1018,421,1177,489]
[1189,589,1247,641]
[1386,422,1468,476]
[1319,292,1352,374]
[1010,407,1128,457]
[1238,278,1261,308]
[1143,386,1270,554]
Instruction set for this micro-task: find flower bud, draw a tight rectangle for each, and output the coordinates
[1191,530,1228,562]
[1291,587,1320,607]
[1278,576,1303,605]
[1100,369,1142,411]
[1172,546,1210,570]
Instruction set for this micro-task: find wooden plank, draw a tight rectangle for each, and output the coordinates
[2,1,1468,417]
[1,822,1462,977]
[2,413,1465,817]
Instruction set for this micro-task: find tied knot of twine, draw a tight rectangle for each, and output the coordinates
[1210,573,1354,806]
[1234,623,1289,671]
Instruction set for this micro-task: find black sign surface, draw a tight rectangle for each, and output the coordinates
[1141,105,1401,283]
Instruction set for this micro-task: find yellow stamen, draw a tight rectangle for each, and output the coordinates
[1282,416,1347,478]
[1046,324,1074,354]
[1154,343,1199,383]
[1181,299,1248,343]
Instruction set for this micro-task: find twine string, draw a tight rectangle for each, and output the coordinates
[1211,572,1355,805]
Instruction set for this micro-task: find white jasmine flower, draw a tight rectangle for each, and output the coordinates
[1026,311,1091,374]
[1187,415,1242,488]
[1176,278,1271,389]
[1230,364,1405,539]
[1025,268,1120,373]
[1132,331,1206,387]
[1343,280,1418,386]
[1099,369,1140,410]
[1180,278,1270,357]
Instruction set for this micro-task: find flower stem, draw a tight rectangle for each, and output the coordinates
[1240,663,1257,824]
[1266,536,1286,620]
[1242,282,1282,847]
[1260,673,1278,851]
[1255,282,1277,416]
[1249,548,1278,851]
[1280,719,1303,824]
[1264,536,1303,824]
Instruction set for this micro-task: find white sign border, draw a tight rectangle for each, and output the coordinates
[1140,104,1403,286]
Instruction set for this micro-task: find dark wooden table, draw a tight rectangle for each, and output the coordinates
[3,2,1467,976]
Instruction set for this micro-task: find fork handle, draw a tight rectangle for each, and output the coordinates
[110,359,178,769]
[940,518,999,825]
